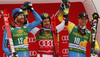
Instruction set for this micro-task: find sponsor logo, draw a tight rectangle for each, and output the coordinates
[23,26,27,28]
[17,30,24,33]
[3,51,37,57]
[19,9,23,12]
[43,13,49,18]
[3,53,8,57]
[62,48,68,54]
[2,25,5,30]
[30,51,37,56]
[28,36,36,43]
[39,40,53,47]
[61,35,69,43]
[63,55,68,57]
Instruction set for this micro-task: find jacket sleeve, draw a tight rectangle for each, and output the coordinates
[2,30,11,56]
[57,7,73,33]
[56,19,65,33]
[27,10,42,32]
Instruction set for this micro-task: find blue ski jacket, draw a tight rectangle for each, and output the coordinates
[2,10,42,56]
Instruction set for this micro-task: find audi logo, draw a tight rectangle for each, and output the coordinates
[61,35,69,41]
[3,53,8,57]
[39,40,53,47]
[28,37,36,43]
[29,51,37,56]
[3,51,37,57]
[2,25,5,31]
[62,48,68,54]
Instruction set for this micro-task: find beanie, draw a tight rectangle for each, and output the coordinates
[12,8,23,19]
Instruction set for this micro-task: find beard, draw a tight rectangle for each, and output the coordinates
[17,18,25,24]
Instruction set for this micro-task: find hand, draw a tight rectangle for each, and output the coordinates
[21,1,34,12]
[90,53,98,57]
[9,52,18,57]
[61,0,70,10]
[21,2,29,11]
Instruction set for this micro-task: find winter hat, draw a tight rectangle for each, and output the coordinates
[40,13,50,20]
[78,13,89,19]
[12,8,24,19]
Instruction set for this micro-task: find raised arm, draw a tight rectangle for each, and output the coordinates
[56,19,65,33]
[56,0,70,33]
[27,10,42,32]
[21,2,42,32]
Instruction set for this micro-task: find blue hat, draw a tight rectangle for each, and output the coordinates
[12,8,23,19]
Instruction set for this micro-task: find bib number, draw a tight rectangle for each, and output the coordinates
[17,37,23,44]
[74,37,80,44]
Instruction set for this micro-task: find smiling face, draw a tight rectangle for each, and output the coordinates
[42,18,50,29]
[78,17,88,26]
[15,13,24,25]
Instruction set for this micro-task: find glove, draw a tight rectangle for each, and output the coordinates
[61,0,70,10]
[9,52,18,57]
[21,1,34,12]
[90,53,98,57]
[61,0,70,15]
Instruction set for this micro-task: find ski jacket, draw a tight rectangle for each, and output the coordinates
[30,19,65,55]
[2,10,42,56]
[66,21,99,55]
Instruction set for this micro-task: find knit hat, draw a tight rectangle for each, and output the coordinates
[12,8,24,19]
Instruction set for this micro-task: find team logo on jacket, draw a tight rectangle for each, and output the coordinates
[17,30,24,33]
[23,26,27,28]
